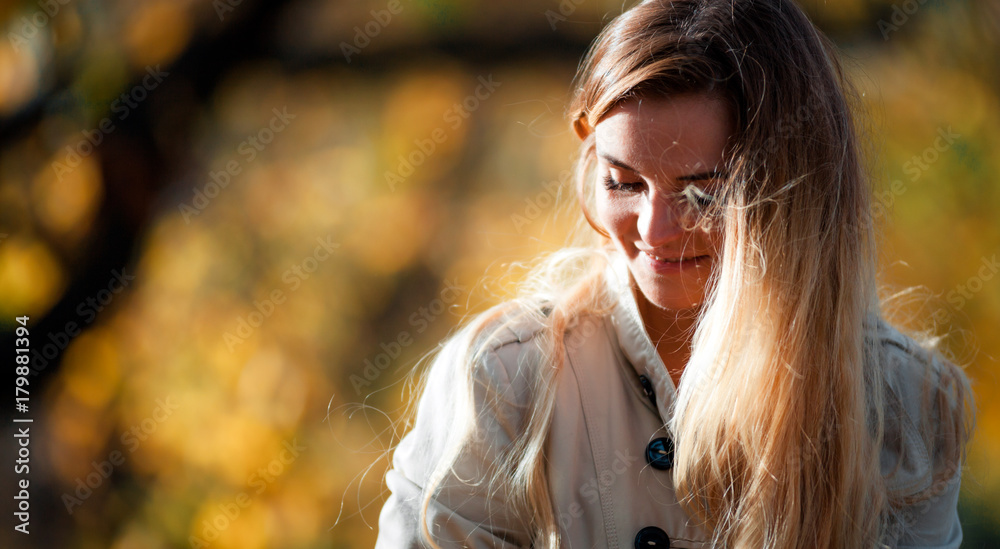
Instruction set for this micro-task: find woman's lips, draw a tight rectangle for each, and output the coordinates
[640,250,712,274]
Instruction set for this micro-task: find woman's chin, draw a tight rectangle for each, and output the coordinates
[633,284,705,314]
[650,297,704,313]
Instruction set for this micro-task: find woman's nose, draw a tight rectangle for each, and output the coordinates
[637,193,686,246]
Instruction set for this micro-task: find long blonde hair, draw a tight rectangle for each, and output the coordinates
[406,1,974,547]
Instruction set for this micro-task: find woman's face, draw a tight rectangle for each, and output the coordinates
[593,94,733,312]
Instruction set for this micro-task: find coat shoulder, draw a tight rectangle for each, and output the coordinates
[875,320,970,498]
[474,299,552,353]
[446,299,556,414]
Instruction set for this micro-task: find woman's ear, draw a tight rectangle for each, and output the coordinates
[573,117,592,141]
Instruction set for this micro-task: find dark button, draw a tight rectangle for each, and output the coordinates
[645,437,674,470]
[634,526,671,547]
[638,375,657,408]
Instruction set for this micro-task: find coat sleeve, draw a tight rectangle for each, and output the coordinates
[374,329,536,548]
[880,328,970,549]
[892,468,963,549]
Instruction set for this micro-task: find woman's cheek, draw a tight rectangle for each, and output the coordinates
[596,196,633,239]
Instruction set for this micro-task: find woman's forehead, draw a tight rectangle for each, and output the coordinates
[594,94,733,178]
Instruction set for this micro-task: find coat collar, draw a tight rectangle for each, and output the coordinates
[603,252,678,422]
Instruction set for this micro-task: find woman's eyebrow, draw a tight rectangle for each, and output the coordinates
[599,152,638,172]
[599,153,726,182]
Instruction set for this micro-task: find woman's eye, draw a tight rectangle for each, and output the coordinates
[684,185,716,208]
[603,175,644,193]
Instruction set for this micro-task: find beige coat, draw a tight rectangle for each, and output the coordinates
[375,255,963,548]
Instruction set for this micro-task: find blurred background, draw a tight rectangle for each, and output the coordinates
[0,0,997,547]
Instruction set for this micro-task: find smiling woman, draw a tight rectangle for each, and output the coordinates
[375,0,975,548]
[591,95,731,385]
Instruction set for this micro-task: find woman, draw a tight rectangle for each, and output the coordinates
[375,0,974,547]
